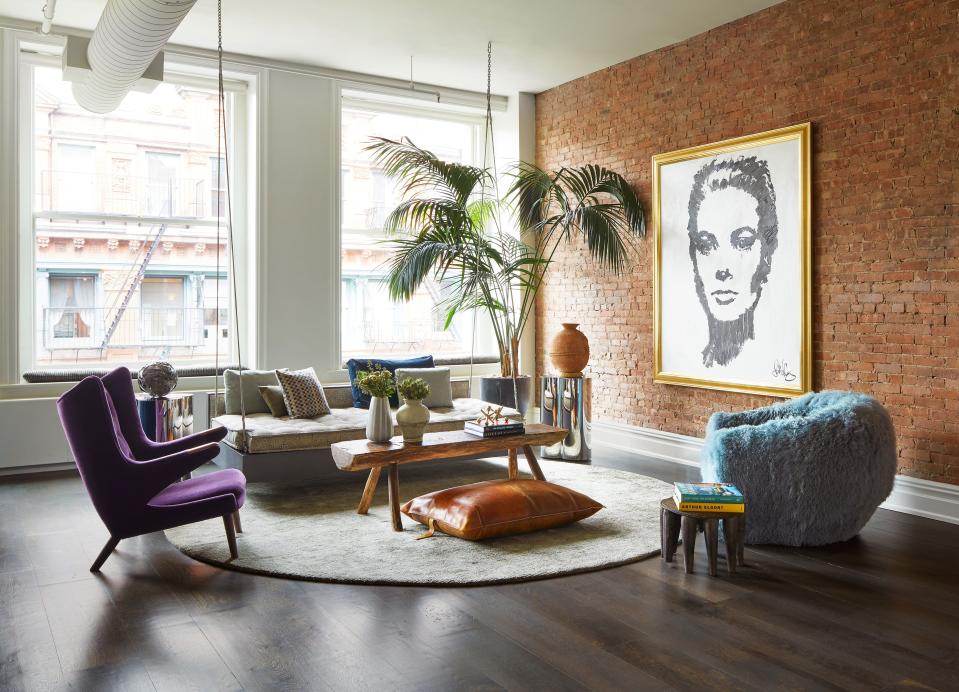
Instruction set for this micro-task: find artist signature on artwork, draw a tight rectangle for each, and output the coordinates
[772,360,797,382]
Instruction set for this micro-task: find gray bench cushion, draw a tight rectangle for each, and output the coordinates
[213,398,519,454]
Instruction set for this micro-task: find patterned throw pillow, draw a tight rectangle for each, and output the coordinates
[276,367,331,419]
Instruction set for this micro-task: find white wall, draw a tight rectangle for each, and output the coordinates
[256,70,340,377]
[0,28,525,473]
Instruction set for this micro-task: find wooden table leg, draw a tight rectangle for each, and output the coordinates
[522,445,546,481]
[704,519,719,577]
[722,517,738,575]
[737,512,747,567]
[507,448,519,480]
[681,516,697,574]
[388,463,402,532]
[660,509,668,559]
[663,511,681,562]
[357,466,382,515]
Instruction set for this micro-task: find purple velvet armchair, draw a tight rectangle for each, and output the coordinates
[57,368,246,572]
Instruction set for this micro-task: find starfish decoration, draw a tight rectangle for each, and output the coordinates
[475,405,506,426]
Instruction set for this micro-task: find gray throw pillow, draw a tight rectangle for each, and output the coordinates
[276,367,331,419]
[224,369,279,414]
[395,366,453,408]
[258,385,289,417]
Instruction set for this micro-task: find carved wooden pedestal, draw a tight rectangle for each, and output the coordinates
[660,497,746,577]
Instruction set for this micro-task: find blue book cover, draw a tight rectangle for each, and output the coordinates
[674,482,744,503]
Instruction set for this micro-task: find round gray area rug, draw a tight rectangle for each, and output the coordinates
[165,458,672,586]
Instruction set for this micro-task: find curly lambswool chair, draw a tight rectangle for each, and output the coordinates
[701,391,897,546]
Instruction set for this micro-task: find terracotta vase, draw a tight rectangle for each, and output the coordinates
[549,323,590,377]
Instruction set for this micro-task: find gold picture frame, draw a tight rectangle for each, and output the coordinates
[652,123,812,397]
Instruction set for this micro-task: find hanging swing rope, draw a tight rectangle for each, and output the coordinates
[469,40,502,399]
[474,41,520,411]
[213,0,248,448]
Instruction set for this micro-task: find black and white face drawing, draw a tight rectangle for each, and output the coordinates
[686,156,778,367]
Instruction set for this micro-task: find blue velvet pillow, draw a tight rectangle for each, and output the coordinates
[346,355,434,408]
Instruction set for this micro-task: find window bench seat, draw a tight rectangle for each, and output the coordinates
[210,378,519,482]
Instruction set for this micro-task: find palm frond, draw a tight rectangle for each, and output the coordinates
[365,137,489,206]
[382,199,470,237]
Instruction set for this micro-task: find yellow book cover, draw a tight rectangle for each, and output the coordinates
[677,502,745,513]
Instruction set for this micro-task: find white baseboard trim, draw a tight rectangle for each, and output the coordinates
[593,420,703,467]
[880,475,959,526]
[592,420,959,526]
[0,462,76,477]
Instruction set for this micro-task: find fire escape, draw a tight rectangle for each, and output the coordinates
[99,223,168,350]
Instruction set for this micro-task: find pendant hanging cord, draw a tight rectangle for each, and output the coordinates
[470,41,496,397]
[212,2,221,426]
[481,41,517,408]
[484,41,498,176]
[215,0,247,443]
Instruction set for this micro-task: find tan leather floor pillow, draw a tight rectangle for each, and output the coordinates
[401,479,603,540]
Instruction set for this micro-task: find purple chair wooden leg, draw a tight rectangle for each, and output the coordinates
[223,514,238,559]
[232,510,242,534]
[91,536,120,572]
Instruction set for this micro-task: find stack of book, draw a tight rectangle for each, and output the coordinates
[673,482,744,512]
[464,420,525,438]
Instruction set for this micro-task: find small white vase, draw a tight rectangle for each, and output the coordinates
[396,398,430,443]
[366,396,394,443]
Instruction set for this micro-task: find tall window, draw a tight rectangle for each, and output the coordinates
[47,275,96,345]
[210,157,226,218]
[27,59,242,370]
[340,93,491,361]
[141,277,185,341]
[54,144,96,212]
[145,152,181,216]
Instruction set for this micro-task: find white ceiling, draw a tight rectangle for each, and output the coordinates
[2,0,782,95]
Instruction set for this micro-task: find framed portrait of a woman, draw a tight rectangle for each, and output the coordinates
[652,123,812,397]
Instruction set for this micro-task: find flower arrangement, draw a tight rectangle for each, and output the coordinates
[397,376,430,402]
[356,363,396,400]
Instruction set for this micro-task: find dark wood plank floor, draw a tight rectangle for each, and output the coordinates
[1,449,957,692]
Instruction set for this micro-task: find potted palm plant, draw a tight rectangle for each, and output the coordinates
[366,137,645,413]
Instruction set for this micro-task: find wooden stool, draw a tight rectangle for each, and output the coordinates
[660,497,745,576]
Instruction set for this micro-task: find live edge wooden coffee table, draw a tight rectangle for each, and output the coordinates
[330,423,567,532]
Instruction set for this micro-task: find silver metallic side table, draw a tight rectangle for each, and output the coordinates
[540,376,591,461]
[136,392,194,442]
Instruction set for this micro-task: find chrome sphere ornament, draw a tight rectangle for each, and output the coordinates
[138,361,178,398]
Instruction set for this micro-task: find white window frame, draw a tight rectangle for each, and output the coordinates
[336,87,493,367]
[14,39,255,374]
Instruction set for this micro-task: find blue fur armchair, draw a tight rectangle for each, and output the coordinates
[701,391,897,546]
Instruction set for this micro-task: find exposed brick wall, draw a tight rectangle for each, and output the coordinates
[534,0,958,483]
